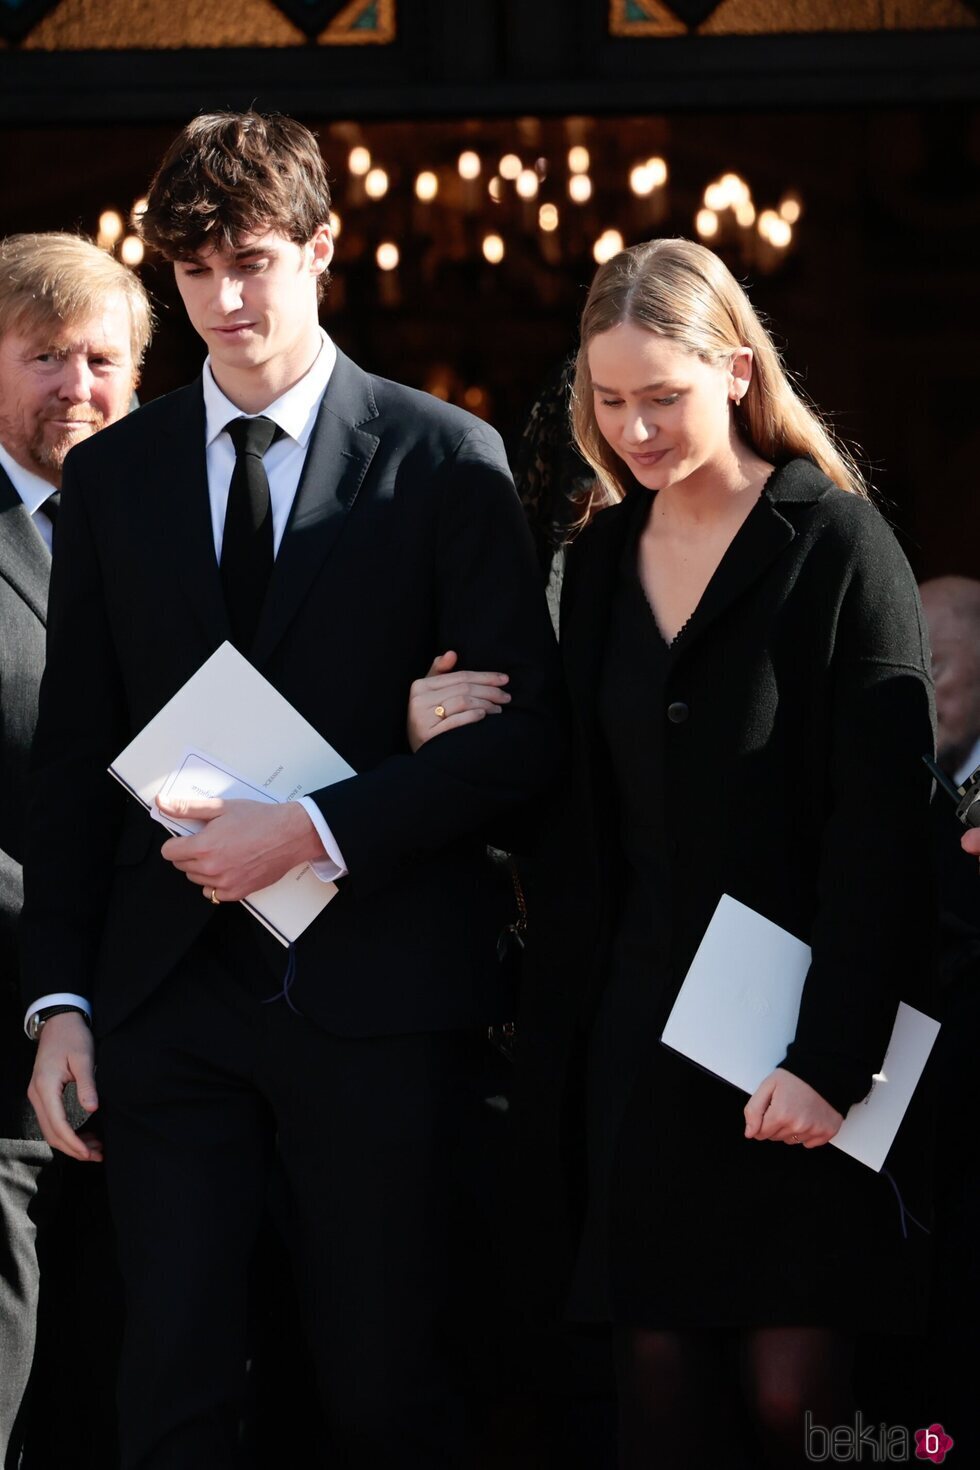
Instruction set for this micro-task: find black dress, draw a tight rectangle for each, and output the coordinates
[566,487,931,1330]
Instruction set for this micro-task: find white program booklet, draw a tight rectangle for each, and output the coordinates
[109,641,356,946]
[660,895,940,1172]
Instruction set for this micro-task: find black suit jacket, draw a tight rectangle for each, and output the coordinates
[0,466,50,1134]
[21,350,564,1038]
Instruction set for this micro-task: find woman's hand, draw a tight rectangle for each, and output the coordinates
[407,651,511,752]
[743,1067,843,1148]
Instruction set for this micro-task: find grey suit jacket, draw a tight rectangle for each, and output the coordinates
[0,465,50,1135]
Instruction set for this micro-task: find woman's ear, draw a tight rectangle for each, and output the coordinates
[730,347,753,403]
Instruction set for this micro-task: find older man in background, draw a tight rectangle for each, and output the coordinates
[920,576,980,922]
[0,233,151,1468]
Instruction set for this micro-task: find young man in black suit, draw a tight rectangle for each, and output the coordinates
[22,113,562,1468]
[0,232,152,1467]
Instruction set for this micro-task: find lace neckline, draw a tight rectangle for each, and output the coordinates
[626,463,780,649]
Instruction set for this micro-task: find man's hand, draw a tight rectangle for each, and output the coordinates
[961,828,980,858]
[743,1066,843,1148]
[27,1012,102,1163]
[157,796,325,902]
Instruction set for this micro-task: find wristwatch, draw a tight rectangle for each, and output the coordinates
[26,1005,89,1042]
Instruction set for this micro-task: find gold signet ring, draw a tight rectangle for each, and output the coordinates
[434,705,447,719]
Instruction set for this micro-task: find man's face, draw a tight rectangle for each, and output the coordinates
[0,295,137,487]
[173,227,332,387]
[925,604,980,773]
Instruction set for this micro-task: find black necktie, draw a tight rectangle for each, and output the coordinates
[221,416,282,652]
[43,491,60,526]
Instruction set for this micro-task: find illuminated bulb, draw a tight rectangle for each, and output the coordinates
[593,229,624,265]
[696,208,719,239]
[704,182,727,212]
[646,157,668,186]
[98,210,124,244]
[538,203,559,232]
[120,236,144,266]
[630,164,653,196]
[426,372,451,401]
[568,146,590,174]
[516,169,539,200]
[720,172,749,207]
[488,176,504,203]
[499,154,522,180]
[780,194,802,224]
[758,209,780,241]
[376,242,399,271]
[130,197,148,223]
[568,174,592,204]
[735,201,756,228]
[349,145,371,176]
[458,150,481,180]
[768,218,792,248]
[415,171,438,201]
[329,211,342,237]
[482,234,505,264]
[365,167,389,199]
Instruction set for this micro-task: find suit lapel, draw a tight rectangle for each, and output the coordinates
[251,350,380,668]
[0,465,50,623]
[148,383,231,649]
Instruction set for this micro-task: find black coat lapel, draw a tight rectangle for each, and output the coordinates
[665,482,797,669]
[251,350,379,668]
[0,465,50,622]
[149,383,231,648]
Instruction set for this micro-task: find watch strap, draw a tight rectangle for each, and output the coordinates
[29,1004,89,1041]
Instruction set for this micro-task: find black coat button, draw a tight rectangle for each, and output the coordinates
[666,700,689,724]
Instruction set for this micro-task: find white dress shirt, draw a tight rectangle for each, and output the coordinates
[200,328,348,884]
[954,735,980,789]
[0,440,59,551]
[25,332,349,1033]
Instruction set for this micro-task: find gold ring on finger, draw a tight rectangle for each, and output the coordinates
[434,705,446,719]
[208,887,221,905]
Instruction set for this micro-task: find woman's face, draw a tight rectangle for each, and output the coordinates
[588,320,742,492]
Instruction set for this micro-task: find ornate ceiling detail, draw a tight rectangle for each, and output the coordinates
[609,0,722,33]
[0,0,63,44]
[660,0,725,25]
[271,0,394,44]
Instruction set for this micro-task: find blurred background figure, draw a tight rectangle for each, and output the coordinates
[921,575,980,923]
[916,574,980,1466]
[921,575,980,782]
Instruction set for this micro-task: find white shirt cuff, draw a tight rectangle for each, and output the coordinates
[297,797,348,883]
[24,992,92,1037]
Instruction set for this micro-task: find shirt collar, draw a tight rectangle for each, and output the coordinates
[202,328,337,450]
[0,440,59,516]
[953,734,980,789]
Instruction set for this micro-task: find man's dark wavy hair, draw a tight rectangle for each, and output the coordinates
[140,111,332,295]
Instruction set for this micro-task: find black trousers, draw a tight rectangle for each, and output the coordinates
[97,909,487,1469]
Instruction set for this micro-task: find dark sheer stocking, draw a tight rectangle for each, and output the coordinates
[615,1326,854,1470]
[741,1327,855,1468]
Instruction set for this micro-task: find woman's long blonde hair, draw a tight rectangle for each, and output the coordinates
[570,238,866,517]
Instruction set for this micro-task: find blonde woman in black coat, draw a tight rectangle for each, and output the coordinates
[408,240,935,1468]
